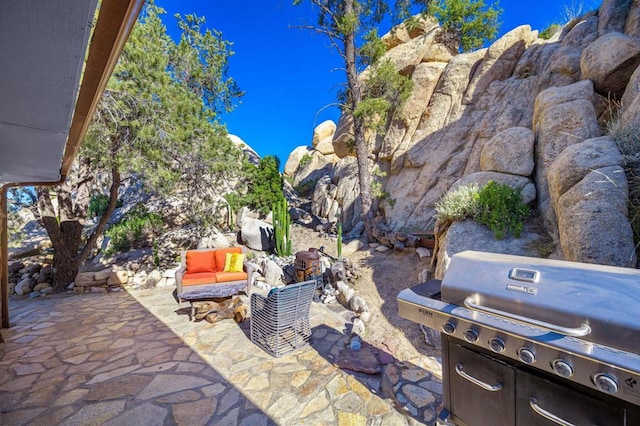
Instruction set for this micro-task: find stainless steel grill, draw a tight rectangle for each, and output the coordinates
[398,251,640,426]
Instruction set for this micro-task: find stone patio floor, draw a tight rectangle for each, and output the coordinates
[0,287,442,425]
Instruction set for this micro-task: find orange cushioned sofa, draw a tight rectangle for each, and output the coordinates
[175,247,252,316]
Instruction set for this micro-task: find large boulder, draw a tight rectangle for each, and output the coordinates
[379,62,447,161]
[463,25,537,104]
[598,0,633,37]
[15,277,36,296]
[312,120,337,155]
[284,146,312,177]
[625,1,640,37]
[557,165,629,219]
[380,31,436,75]
[580,32,640,98]
[480,127,535,176]
[434,220,541,279]
[312,120,336,146]
[332,114,356,159]
[240,217,274,251]
[262,259,284,286]
[546,137,624,210]
[558,199,636,267]
[622,63,640,112]
[534,92,602,237]
[533,79,595,127]
[409,49,487,150]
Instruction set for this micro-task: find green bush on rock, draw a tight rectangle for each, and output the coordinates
[475,181,529,239]
[435,181,529,239]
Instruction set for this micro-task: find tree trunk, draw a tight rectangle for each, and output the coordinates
[36,157,121,292]
[344,0,375,242]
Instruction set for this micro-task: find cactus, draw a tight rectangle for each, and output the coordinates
[272,197,292,257]
[337,221,343,260]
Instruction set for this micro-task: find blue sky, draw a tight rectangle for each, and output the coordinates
[155,0,601,167]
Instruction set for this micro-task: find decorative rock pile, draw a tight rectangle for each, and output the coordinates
[70,263,178,294]
[7,260,53,298]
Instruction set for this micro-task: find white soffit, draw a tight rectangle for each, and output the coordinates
[0,0,98,184]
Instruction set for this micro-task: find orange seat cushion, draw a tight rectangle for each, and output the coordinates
[215,271,248,282]
[213,247,243,272]
[185,251,216,274]
[182,272,217,286]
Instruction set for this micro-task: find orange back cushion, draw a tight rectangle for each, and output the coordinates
[185,250,216,273]
[214,247,243,272]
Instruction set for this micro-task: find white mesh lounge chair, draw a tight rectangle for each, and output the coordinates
[250,280,316,357]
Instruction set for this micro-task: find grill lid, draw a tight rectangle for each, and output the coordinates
[441,251,640,353]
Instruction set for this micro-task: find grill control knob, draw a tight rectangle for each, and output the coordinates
[552,359,574,378]
[464,329,479,343]
[489,338,505,353]
[593,373,619,394]
[442,322,456,335]
[518,348,536,364]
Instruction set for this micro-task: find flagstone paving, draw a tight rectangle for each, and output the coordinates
[0,288,442,425]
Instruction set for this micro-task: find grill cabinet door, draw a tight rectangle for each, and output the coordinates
[516,370,624,425]
[449,343,515,426]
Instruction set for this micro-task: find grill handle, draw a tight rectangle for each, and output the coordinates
[463,297,591,337]
[529,398,575,426]
[454,363,503,392]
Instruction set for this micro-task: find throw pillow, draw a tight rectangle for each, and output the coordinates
[223,253,245,272]
[185,250,215,273]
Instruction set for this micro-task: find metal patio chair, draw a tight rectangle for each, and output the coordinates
[250,280,316,357]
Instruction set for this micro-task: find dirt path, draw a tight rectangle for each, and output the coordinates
[289,224,440,363]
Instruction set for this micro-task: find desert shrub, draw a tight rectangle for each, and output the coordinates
[435,181,529,239]
[476,181,529,239]
[540,23,561,40]
[299,153,313,167]
[294,179,317,198]
[105,206,163,255]
[435,183,481,223]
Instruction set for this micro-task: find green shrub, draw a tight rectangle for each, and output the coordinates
[435,183,481,223]
[540,23,560,40]
[475,181,529,239]
[294,179,317,198]
[299,153,313,167]
[88,194,123,218]
[435,181,529,239]
[105,206,163,255]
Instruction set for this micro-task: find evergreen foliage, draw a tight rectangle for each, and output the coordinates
[30,1,244,290]
[272,197,292,257]
[105,206,164,256]
[83,2,244,224]
[227,156,285,217]
[428,0,502,52]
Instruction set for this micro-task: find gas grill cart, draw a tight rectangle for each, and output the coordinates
[398,251,640,426]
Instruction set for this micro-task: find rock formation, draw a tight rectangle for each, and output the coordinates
[285,0,639,271]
